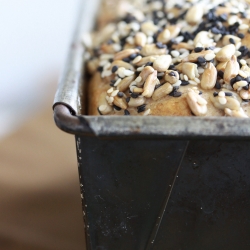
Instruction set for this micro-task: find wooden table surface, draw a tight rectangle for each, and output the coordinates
[0,107,86,250]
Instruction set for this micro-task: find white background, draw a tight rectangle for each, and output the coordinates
[0,0,81,139]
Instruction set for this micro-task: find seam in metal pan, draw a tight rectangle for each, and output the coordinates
[53,0,250,139]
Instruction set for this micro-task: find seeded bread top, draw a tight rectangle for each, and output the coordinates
[85,0,250,117]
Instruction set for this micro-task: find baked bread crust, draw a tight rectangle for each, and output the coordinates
[86,0,250,118]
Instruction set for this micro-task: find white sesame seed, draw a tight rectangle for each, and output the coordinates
[175,36,184,43]
[198,67,204,74]
[237,81,248,87]
[157,72,164,77]
[218,97,227,105]
[195,42,203,48]
[143,109,151,116]
[179,49,189,54]
[214,47,221,54]
[147,36,154,44]
[129,81,137,87]
[103,62,111,70]
[130,86,136,92]
[214,34,222,42]
[222,84,233,90]
[135,76,142,83]
[100,54,113,60]
[158,19,167,27]
[171,50,180,58]
[157,11,164,18]
[114,78,122,87]
[107,87,114,94]
[167,12,175,19]
[194,77,200,83]
[219,79,224,84]
[172,80,182,87]
[236,42,242,50]
[179,51,190,59]
[218,91,225,97]
[130,22,140,32]
[101,70,112,78]
[109,96,114,103]
[117,67,126,78]
[111,90,119,97]
[240,59,247,66]
[113,43,122,52]
[132,55,142,64]
[171,58,178,64]
[99,104,106,112]
[137,65,145,71]
[189,80,198,85]
[180,73,184,80]
[126,36,134,45]
[99,60,108,66]
[187,40,194,45]
[239,23,249,30]
[204,53,215,61]
[235,51,242,57]
[183,74,188,81]
[239,70,248,79]
[124,69,135,77]
[228,16,238,26]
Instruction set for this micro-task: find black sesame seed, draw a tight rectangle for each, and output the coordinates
[173,92,182,97]
[240,12,247,19]
[246,77,250,83]
[122,57,131,63]
[230,77,237,87]
[215,81,221,89]
[219,14,227,22]
[243,85,249,90]
[156,42,166,49]
[169,65,176,70]
[131,92,139,98]
[124,109,130,115]
[126,97,131,103]
[218,70,224,78]
[169,71,176,76]
[197,56,206,64]
[97,66,103,72]
[242,99,249,102]
[129,53,138,60]
[194,47,204,53]
[111,65,118,73]
[181,80,189,86]
[137,104,146,113]
[113,105,122,111]
[236,75,243,82]
[225,92,233,96]
[213,92,218,97]
[238,33,245,39]
[229,38,235,44]
[199,91,203,95]
[145,62,154,66]
[211,27,221,34]
[117,92,124,98]
[107,39,114,45]
[155,84,163,90]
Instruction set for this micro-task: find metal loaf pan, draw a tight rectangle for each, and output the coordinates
[53,1,250,249]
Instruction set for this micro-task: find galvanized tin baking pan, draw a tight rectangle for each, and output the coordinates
[53,1,250,249]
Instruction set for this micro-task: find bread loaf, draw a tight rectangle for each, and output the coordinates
[85,0,250,118]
